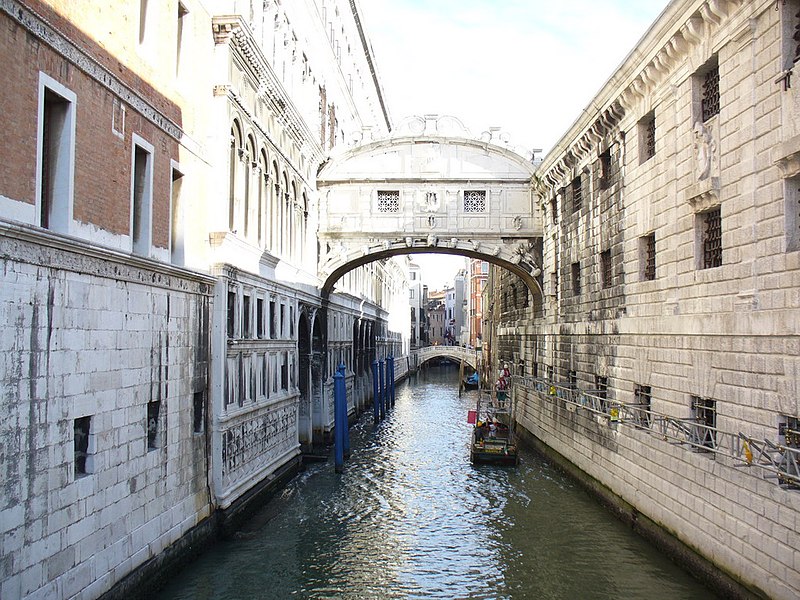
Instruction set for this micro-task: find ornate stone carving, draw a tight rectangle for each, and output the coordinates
[693,121,716,181]
[420,191,440,212]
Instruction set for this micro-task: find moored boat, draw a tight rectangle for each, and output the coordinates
[463,372,479,390]
[470,419,519,466]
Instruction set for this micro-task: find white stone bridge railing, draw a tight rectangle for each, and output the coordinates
[415,345,477,370]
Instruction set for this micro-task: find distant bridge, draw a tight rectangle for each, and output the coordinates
[416,345,478,369]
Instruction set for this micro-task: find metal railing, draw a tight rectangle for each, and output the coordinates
[511,375,800,490]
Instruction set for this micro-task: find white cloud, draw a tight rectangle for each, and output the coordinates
[364,0,669,154]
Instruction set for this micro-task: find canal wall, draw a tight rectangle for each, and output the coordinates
[0,225,215,600]
[512,383,797,600]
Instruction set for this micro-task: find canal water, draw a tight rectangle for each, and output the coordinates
[155,365,715,599]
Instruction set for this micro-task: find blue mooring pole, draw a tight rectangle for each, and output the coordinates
[371,359,380,423]
[378,358,385,420]
[389,354,396,407]
[333,368,344,473]
[384,357,391,413]
[338,363,350,459]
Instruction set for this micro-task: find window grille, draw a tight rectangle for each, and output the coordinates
[601,249,612,288]
[595,375,609,413]
[795,9,800,63]
[780,416,800,448]
[463,190,486,212]
[571,262,581,295]
[701,66,720,122]
[702,207,722,269]
[644,116,656,160]
[571,176,582,213]
[691,396,716,448]
[147,400,161,449]
[634,385,652,427]
[599,150,612,190]
[74,417,91,476]
[644,233,656,280]
[377,190,399,212]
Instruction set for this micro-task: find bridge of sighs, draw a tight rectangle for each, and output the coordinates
[316,115,543,297]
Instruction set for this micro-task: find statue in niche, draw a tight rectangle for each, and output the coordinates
[693,121,716,181]
[421,191,440,213]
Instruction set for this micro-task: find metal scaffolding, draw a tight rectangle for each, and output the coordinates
[512,375,800,490]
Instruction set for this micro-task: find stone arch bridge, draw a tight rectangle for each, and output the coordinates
[416,345,478,370]
[316,116,543,296]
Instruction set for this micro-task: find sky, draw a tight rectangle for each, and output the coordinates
[359,0,670,289]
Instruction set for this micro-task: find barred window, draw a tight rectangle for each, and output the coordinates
[600,249,612,288]
[377,190,399,213]
[463,190,486,212]
[634,385,652,427]
[147,400,162,450]
[74,416,91,476]
[701,207,722,269]
[701,65,720,122]
[780,416,800,448]
[571,176,582,213]
[691,395,716,448]
[780,2,800,68]
[599,149,613,190]
[639,113,656,163]
[571,261,581,295]
[642,233,656,281]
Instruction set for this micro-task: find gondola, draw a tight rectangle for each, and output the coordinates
[468,386,519,466]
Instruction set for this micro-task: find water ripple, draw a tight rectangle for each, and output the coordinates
[155,367,715,600]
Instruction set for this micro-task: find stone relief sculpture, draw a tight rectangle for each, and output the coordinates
[426,234,438,247]
[693,121,716,181]
[420,191,440,212]
[427,215,436,229]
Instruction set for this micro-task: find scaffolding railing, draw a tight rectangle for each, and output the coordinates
[510,375,800,490]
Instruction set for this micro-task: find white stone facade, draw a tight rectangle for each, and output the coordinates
[0,224,214,600]
[0,1,410,598]
[488,1,800,598]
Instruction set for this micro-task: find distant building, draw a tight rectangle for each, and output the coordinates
[468,259,489,347]
[426,289,446,345]
[408,259,424,348]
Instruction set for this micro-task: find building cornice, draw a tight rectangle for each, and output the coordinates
[538,0,748,190]
[0,220,215,295]
[1,0,184,142]
[213,15,325,170]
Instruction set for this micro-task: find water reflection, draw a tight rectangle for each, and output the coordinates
[155,365,714,599]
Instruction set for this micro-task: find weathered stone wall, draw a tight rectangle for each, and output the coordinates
[0,225,214,599]
[491,1,800,598]
[513,383,799,599]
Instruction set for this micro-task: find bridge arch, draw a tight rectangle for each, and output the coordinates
[417,345,478,370]
[316,116,544,299]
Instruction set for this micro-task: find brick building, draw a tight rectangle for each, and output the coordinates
[0,1,408,598]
